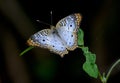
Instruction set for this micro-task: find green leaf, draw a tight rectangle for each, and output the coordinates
[81,47,99,78]
[83,61,98,78]
[81,47,89,53]
[77,28,99,78]
[78,28,84,46]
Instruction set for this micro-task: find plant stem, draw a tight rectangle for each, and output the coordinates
[106,59,120,81]
[19,46,34,56]
[99,59,120,83]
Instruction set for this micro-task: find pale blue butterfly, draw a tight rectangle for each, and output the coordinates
[27,13,82,57]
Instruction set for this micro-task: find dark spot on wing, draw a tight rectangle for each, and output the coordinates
[70,24,72,27]
[43,39,45,41]
[71,35,73,37]
[52,30,56,34]
[69,42,71,44]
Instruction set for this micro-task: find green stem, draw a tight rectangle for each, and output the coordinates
[19,46,34,56]
[98,72,102,81]
[106,59,120,81]
[98,59,120,83]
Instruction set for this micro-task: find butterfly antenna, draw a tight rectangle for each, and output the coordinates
[36,20,51,26]
[50,11,53,25]
[36,11,54,28]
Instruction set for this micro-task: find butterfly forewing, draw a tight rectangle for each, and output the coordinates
[27,29,50,48]
[56,13,82,50]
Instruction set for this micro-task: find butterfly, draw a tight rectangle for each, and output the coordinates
[27,13,82,57]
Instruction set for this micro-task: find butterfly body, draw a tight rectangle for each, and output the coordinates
[27,13,82,57]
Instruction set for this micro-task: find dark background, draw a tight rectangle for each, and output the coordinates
[0,0,120,83]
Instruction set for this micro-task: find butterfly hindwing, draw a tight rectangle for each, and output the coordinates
[27,29,68,57]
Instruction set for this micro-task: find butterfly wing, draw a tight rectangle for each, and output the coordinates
[56,13,82,50]
[27,29,68,57]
